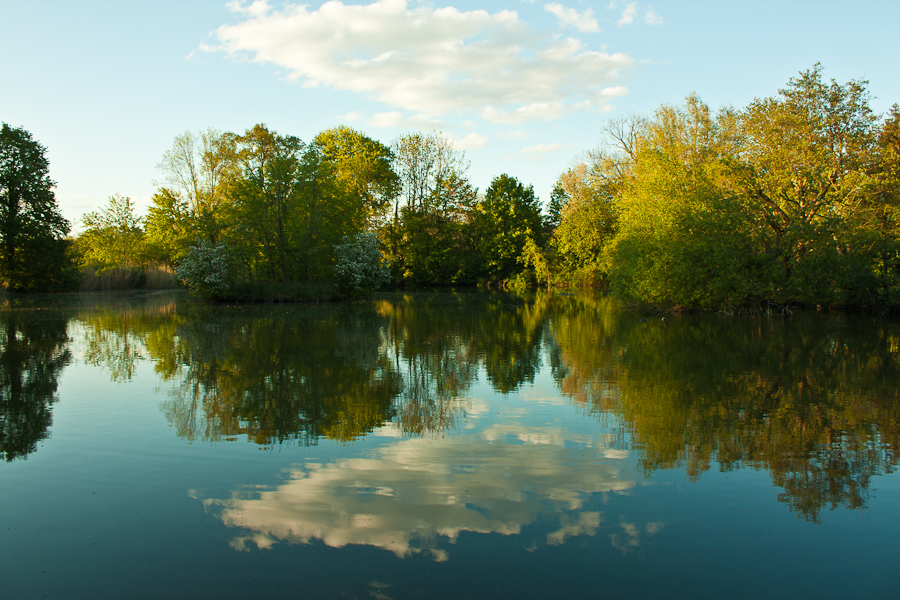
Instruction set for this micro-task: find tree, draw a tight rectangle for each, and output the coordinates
[0,124,72,291]
[143,188,194,265]
[473,174,544,283]
[333,231,391,295]
[77,195,146,270]
[313,126,399,232]
[156,129,236,241]
[175,239,233,300]
[552,162,619,282]
[731,64,880,302]
[226,124,305,282]
[389,132,477,284]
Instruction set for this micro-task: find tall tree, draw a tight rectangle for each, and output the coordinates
[732,64,879,297]
[226,124,304,282]
[156,129,237,242]
[473,174,543,282]
[0,124,71,291]
[389,132,477,284]
[313,126,399,232]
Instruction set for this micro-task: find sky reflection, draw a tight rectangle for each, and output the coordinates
[203,422,645,559]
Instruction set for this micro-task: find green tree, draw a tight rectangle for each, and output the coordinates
[389,132,477,284]
[731,64,880,303]
[473,174,543,283]
[552,162,619,283]
[143,188,194,265]
[156,128,237,241]
[225,124,305,282]
[77,194,146,270]
[0,124,72,291]
[313,126,399,232]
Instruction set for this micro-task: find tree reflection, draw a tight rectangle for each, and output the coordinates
[66,290,900,522]
[154,305,403,445]
[547,295,900,521]
[0,306,71,460]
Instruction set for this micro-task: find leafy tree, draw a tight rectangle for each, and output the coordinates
[473,174,543,283]
[552,162,619,283]
[156,128,236,241]
[313,126,399,232]
[731,64,880,302]
[389,132,477,284]
[77,194,146,270]
[0,124,72,291]
[545,181,566,232]
[226,124,305,282]
[601,67,894,309]
[142,188,194,265]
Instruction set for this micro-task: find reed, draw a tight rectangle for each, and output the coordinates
[78,264,181,292]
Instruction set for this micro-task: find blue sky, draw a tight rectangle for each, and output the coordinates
[2,0,898,229]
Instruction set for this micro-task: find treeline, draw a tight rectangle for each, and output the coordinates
[2,64,898,309]
[71,125,545,298]
[550,64,900,311]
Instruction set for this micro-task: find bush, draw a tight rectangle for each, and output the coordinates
[175,241,232,300]
[333,232,391,295]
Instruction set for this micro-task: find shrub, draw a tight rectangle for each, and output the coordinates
[333,232,391,295]
[175,241,232,300]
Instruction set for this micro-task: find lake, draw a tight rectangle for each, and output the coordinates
[1,290,897,599]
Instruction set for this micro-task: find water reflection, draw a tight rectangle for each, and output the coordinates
[202,423,642,559]
[8,291,899,524]
[548,295,900,521]
[0,303,71,461]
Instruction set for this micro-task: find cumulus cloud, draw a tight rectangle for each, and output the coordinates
[209,0,633,123]
[544,3,601,33]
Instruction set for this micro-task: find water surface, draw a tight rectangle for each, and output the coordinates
[1,291,897,599]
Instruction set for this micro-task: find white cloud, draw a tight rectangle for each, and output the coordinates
[522,143,564,154]
[226,0,272,17]
[644,7,664,25]
[204,424,639,558]
[341,110,362,122]
[368,111,405,128]
[607,2,662,27]
[210,0,633,123]
[544,3,601,33]
[453,132,489,149]
[599,85,628,98]
[617,2,638,27]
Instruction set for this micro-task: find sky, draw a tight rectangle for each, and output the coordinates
[2,0,898,230]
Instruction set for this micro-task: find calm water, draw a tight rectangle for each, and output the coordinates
[1,291,897,599]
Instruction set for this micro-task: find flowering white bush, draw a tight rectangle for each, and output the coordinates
[175,240,232,299]
[333,232,391,295]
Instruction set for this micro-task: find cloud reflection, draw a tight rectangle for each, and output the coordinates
[204,424,643,559]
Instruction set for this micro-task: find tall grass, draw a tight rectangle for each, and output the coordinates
[79,264,180,292]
